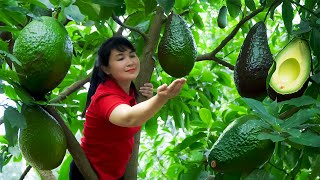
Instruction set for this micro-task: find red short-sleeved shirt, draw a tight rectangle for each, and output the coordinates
[81,78,141,180]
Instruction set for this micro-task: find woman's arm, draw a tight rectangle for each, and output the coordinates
[109,78,186,127]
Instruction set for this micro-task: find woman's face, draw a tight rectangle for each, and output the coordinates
[103,48,140,83]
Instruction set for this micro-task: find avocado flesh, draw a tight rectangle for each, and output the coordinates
[208,115,275,173]
[158,13,197,78]
[234,22,273,98]
[268,38,311,101]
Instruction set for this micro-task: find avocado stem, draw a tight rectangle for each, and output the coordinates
[210,161,217,168]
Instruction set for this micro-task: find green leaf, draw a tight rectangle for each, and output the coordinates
[0,67,19,83]
[193,13,204,30]
[167,163,186,179]
[288,130,320,147]
[241,98,282,126]
[124,0,144,14]
[282,0,294,34]
[198,92,211,109]
[266,61,276,91]
[310,28,320,58]
[145,114,158,137]
[4,107,26,129]
[278,96,318,107]
[175,0,189,10]
[245,0,256,11]
[281,108,319,129]
[171,102,183,128]
[178,164,202,180]
[226,0,242,18]
[215,70,232,87]
[174,132,206,152]
[64,5,86,23]
[49,0,59,6]
[0,39,9,52]
[144,0,157,15]
[75,0,100,21]
[92,0,124,7]
[284,128,301,137]
[58,154,73,180]
[198,108,212,126]
[0,50,21,66]
[0,136,8,144]
[246,169,275,180]
[310,155,320,180]
[3,107,25,147]
[257,132,285,142]
[157,0,175,14]
[0,6,28,26]
[311,72,320,84]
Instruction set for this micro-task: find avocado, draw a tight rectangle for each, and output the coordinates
[208,115,275,173]
[234,22,273,98]
[268,38,311,101]
[13,16,72,99]
[19,104,67,170]
[158,12,197,78]
[217,6,228,29]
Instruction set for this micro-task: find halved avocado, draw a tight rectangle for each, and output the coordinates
[268,38,311,101]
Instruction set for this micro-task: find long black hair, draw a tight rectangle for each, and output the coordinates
[84,36,138,113]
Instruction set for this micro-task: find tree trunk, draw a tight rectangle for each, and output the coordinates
[124,7,165,180]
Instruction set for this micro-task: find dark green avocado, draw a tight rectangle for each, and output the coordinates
[234,22,273,98]
[157,12,197,78]
[208,115,275,173]
[217,6,228,29]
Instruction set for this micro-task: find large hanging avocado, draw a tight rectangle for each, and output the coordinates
[158,12,197,78]
[208,115,275,173]
[234,22,273,98]
[13,16,72,99]
[268,38,311,101]
[19,104,67,170]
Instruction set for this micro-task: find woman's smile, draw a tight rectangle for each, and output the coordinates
[126,68,136,73]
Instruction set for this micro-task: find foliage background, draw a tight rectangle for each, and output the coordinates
[0,0,320,179]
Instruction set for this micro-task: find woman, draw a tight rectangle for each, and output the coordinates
[69,36,186,180]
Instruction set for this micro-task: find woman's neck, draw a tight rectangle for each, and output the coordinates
[115,79,131,94]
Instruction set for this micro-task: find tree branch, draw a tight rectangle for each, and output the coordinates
[196,6,265,70]
[49,72,92,103]
[19,165,32,180]
[112,14,149,42]
[44,106,98,180]
[196,54,234,70]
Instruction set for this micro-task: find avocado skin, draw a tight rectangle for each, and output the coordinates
[158,13,197,78]
[208,115,275,173]
[234,22,273,98]
[217,6,228,29]
[267,80,309,102]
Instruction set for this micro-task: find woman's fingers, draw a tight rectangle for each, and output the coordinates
[140,83,154,98]
[167,78,186,93]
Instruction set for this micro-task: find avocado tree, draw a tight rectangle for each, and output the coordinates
[0,0,320,179]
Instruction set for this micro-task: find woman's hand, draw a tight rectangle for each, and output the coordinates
[157,78,186,100]
[139,83,154,99]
